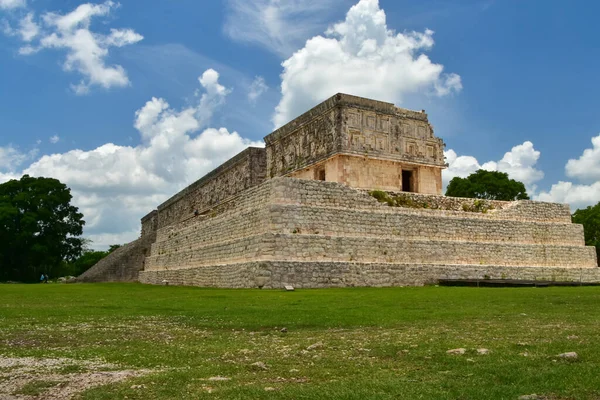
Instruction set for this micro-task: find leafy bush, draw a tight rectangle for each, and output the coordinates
[446,169,529,201]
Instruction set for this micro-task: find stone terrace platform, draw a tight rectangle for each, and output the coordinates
[138,178,600,288]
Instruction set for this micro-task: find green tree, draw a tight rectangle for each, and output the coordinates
[53,243,121,278]
[0,175,85,282]
[445,170,529,201]
[70,250,109,276]
[572,202,600,263]
[108,244,121,253]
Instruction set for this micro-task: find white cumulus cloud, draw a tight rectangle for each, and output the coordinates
[273,0,462,128]
[479,141,544,189]
[443,149,481,187]
[3,69,263,248]
[4,1,143,94]
[444,141,544,194]
[7,12,39,41]
[536,134,600,210]
[49,135,60,144]
[564,134,600,183]
[248,76,268,103]
[196,69,231,126]
[0,0,25,10]
[536,181,600,211]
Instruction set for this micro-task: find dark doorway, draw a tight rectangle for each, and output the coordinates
[402,170,413,192]
[316,168,326,181]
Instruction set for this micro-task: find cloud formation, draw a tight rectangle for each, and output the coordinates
[273,0,462,128]
[0,145,27,170]
[224,0,345,57]
[536,181,600,211]
[248,76,268,103]
[536,134,600,210]
[565,135,600,183]
[17,12,37,41]
[444,141,544,194]
[3,69,262,248]
[0,0,25,10]
[4,1,143,94]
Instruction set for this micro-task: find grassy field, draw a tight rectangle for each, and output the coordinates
[1,284,600,399]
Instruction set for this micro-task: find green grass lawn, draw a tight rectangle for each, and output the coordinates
[1,283,599,399]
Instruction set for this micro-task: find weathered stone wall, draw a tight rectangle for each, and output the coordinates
[265,101,340,179]
[77,231,156,283]
[156,147,266,229]
[141,210,158,237]
[289,154,443,194]
[417,166,442,195]
[363,190,572,223]
[268,179,571,223]
[340,103,444,167]
[260,234,595,267]
[290,155,402,191]
[264,93,445,194]
[145,232,594,271]
[144,180,275,272]
[140,262,600,288]
[270,205,584,246]
[139,178,599,288]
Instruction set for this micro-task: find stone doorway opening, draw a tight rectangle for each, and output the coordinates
[402,170,414,192]
[316,167,326,181]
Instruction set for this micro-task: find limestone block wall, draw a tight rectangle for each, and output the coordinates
[261,234,595,268]
[289,154,443,194]
[269,205,584,246]
[139,177,599,288]
[141,210,158,237]
[417,166,442,195]
[144,181,276,272]
[156,147,266,230]
[140,262,600,289]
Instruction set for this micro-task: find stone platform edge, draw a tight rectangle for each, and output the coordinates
[138,261,600,289]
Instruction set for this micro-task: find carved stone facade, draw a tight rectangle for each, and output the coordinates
[81,93,600,287]
[264,93,446,194]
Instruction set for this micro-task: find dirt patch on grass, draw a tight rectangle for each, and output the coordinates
[0,356,153,399]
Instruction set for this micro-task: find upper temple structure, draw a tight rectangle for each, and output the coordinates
[78,93,600,288]
[264,93,446,194]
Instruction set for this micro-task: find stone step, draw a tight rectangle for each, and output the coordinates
[270,204,584,246]
[144,233,597,271]
[138,261,600,288]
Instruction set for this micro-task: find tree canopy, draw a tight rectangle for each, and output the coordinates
[445,170,529,201]
[67,244,121,277]
[0,175,85,282]
[572,202,600,263]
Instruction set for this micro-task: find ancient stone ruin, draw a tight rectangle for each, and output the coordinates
[78,93,600,287]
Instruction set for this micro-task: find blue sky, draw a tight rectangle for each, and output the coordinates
[1,0,600,248]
